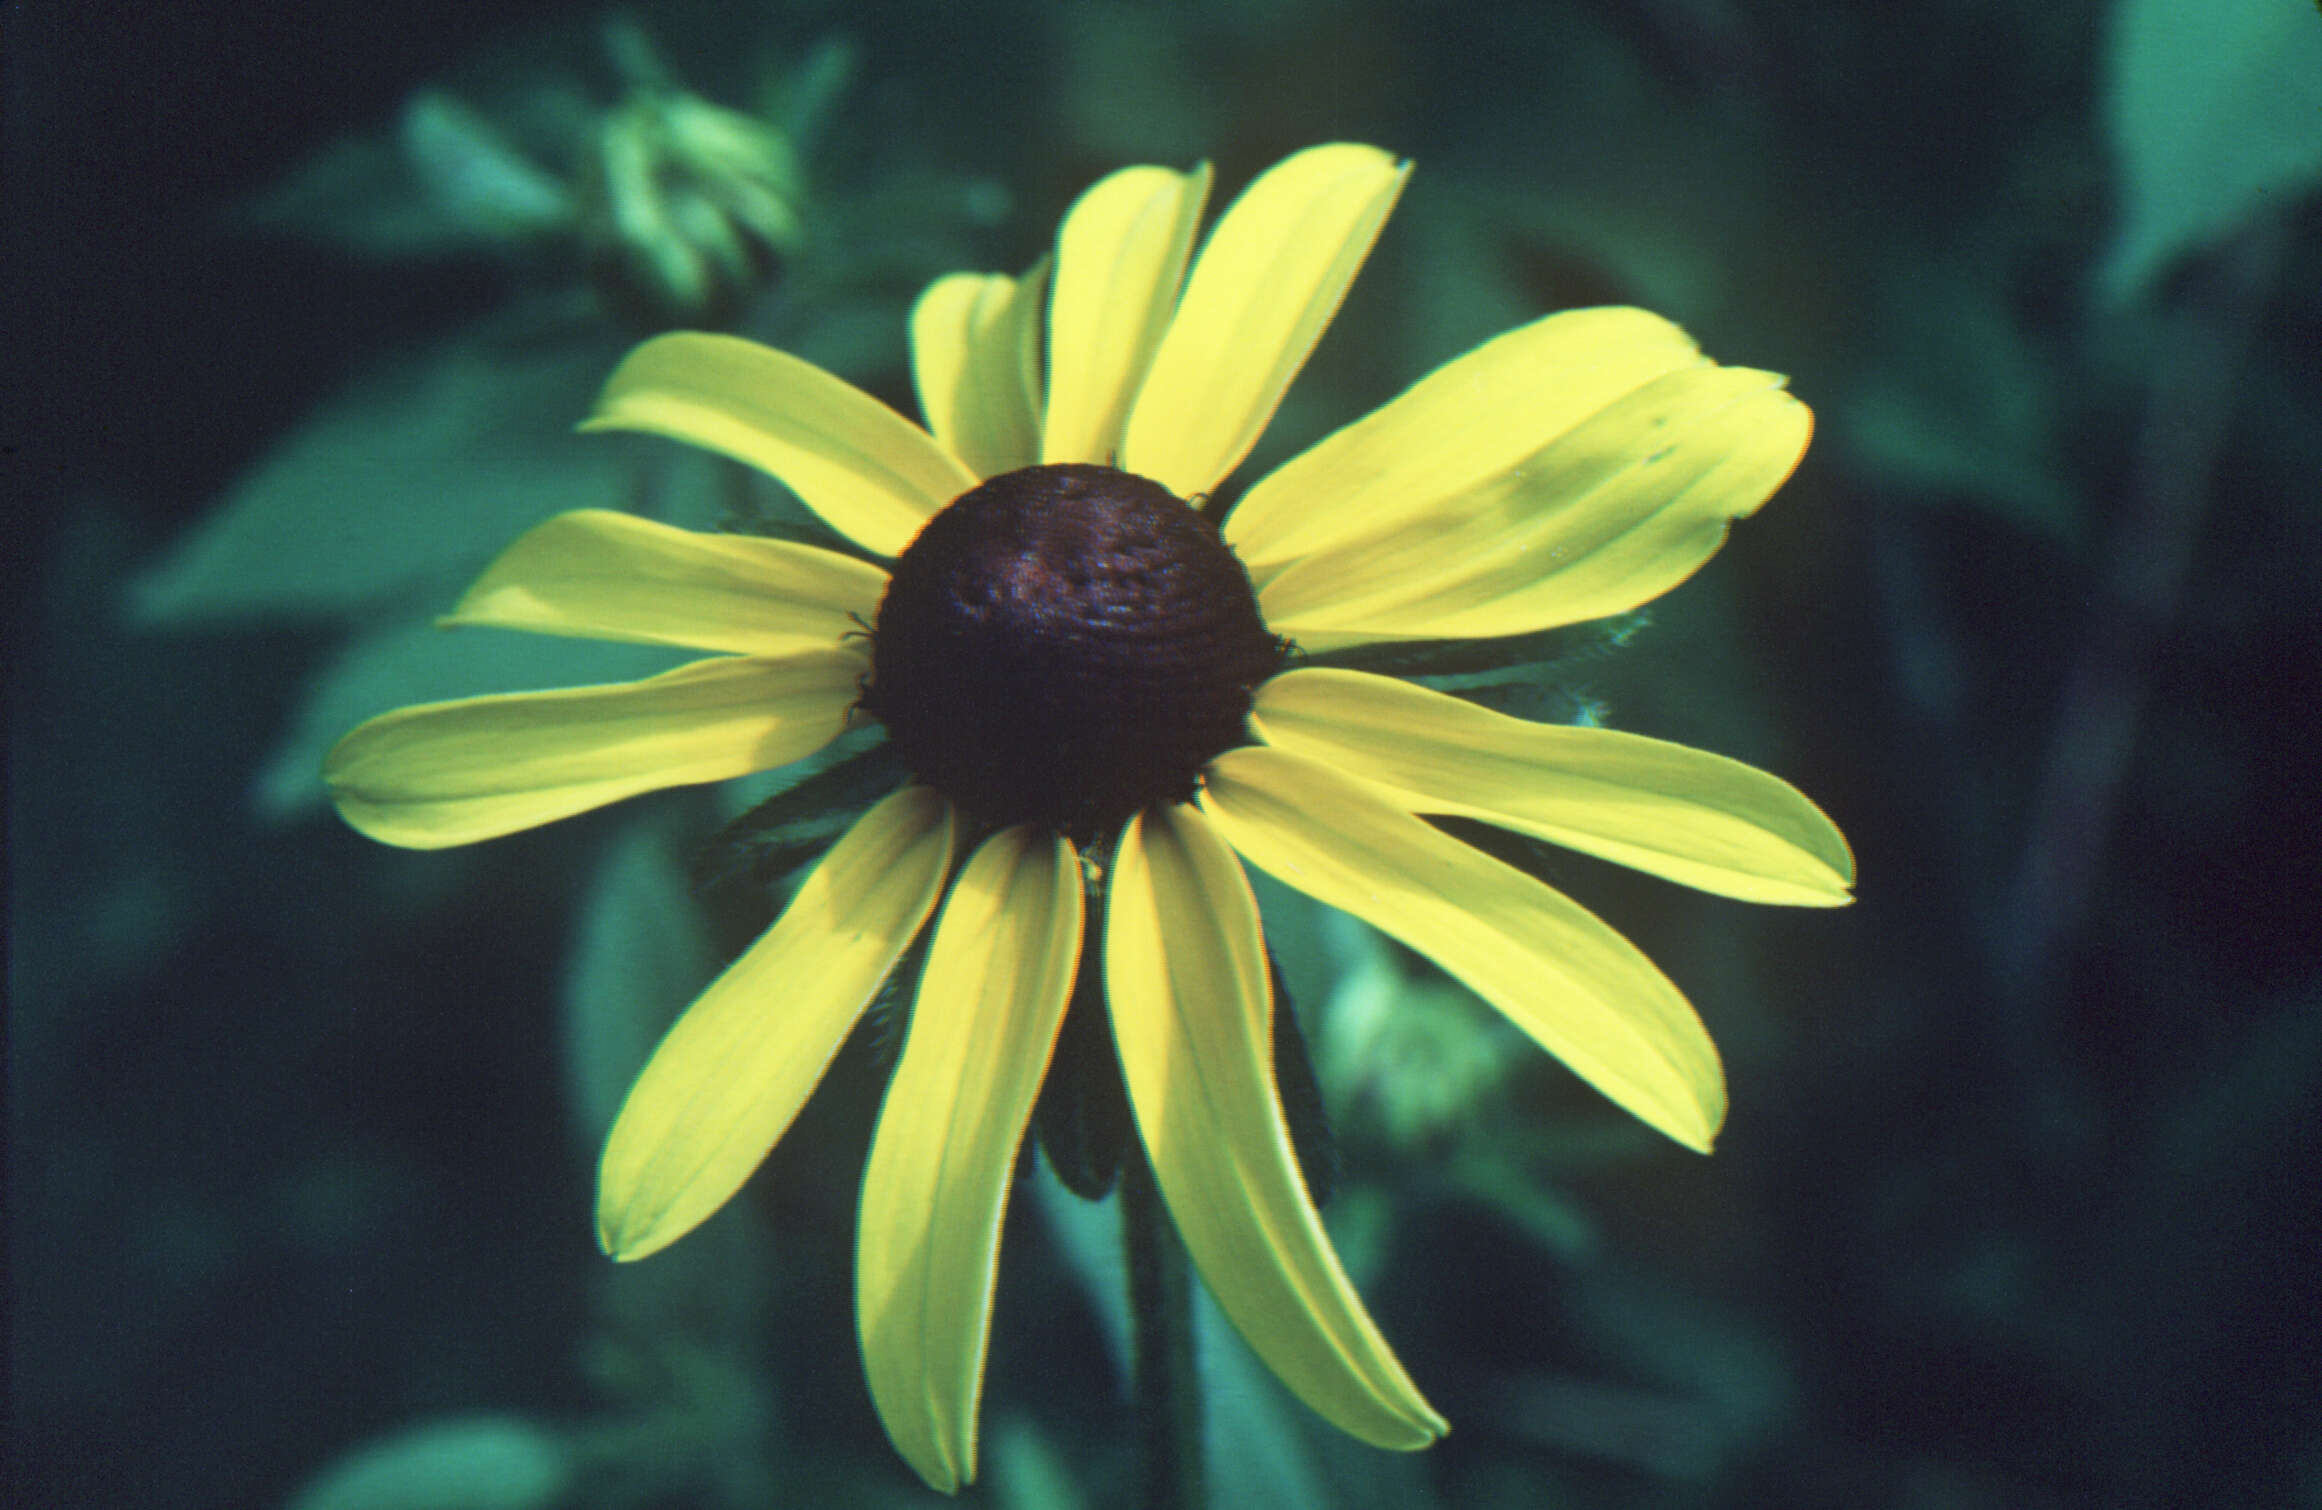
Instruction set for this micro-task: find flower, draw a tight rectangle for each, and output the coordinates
[325,142,1854,1491]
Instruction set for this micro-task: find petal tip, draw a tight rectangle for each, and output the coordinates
[594,1194,670,1263]
[1672,1098,1727,1155]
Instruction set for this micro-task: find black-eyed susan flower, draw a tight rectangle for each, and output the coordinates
[325,142,1853,1492]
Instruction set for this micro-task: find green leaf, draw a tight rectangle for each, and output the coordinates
[2101,0,2322,303]
[285,1414,570,1510]
[1838,256,2076,539]
[562,817,718,1146]
[129,321,643,625]
[1030,1165,1350,1510]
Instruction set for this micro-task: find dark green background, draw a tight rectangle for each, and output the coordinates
[12,1,2319,1506]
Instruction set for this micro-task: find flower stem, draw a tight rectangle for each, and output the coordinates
[1123,1151,1203,1510]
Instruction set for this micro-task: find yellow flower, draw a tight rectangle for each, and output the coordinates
[325,143,1853,1491]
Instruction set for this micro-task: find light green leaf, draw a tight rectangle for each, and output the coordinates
[2101,0,2322,302]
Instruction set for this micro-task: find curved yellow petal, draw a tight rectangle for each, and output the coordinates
[1107,801,1445,1449]
[1042,162,1213,466]
[1224,306,1705,571]
[1200,747,1725,1152]
[1255,364,1811,650]
[598,787,956,1261]
[580,332,976,558]
[912,267,1048,481]
[325,649,865,849]
[1252,669,1855,906]
[858,827,1082,1492]
[1121,144,1409,499]
[441,508,890,656]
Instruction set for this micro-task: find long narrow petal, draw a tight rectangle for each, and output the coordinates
[858,827,1082,1492]
[1254,365,1811,650]
[1108,802,1446,1449]
[1200,747,1725,1151]
[1042,163,1213,466]
[912,267,1049,480]
[1121,144,1409,499]
[597,787,956,1261]
[580,332,976,558]
[441,508,890,656]
[325,649,865,848]
[1224,307,1705,571]
[1251,669,1855,906]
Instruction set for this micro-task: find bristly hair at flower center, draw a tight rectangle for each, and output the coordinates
[862,463,1285,844]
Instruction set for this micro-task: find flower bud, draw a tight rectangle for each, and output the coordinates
[582,90,807,329]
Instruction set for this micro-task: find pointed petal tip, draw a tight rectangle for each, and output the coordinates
[907,1450,966,1495]
[1671,1083,1728,1154]
[872,1373,971,1489]
[857,827,1075,1502]
[1109,804,1446,1452]
[594,1202,678,1264]
[1402,1408,1452,1448]
[1122,141,1411,496]
[1361,1394,1450,1450]
[1248,669,1858,909]
[1795,877,1858,909]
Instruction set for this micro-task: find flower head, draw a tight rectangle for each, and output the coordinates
[326,143,1853,1491]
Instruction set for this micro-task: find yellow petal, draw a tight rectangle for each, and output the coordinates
[912,266,1049,480]
[1224,306,1705,571]
[1107,801,1446,1449]
[1121,144,1409,499]
[1251,669,1855,906]
[1255,365,1811,650]
[1200,747,1725,1151]
[581,332,976,558]
[597,787,956,1261]
[858,827,1082,1492]
[441,508,890,656]
[1041,163,1213,466]
[325,650,865,849]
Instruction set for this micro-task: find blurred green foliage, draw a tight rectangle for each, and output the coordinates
[2099,0,2322,302]
[20,1,2322,1507]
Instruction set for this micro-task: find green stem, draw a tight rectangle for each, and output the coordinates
[1123,1151,1203,1510]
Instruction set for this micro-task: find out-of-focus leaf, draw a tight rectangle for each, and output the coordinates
[563,815,718,1146]
[237,39,589,260]
[1031,1164,1440,1510]
[2100,0,2322,303]
[1472,1273,1793,1483]
[129,321,633,625]
[1398,14,1787,363]
[284,1415,571,1510]
[239,128,485,259]
[1446,1146,1599,1262]
[760,34,858,151]
[1838,256,2076,539]
[398,91,575,247]
[989,1417,1088,1510]
[1034,1163,1327,1508]
[256,619,689,820]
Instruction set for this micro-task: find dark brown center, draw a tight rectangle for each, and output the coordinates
[863,463,1283,842]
